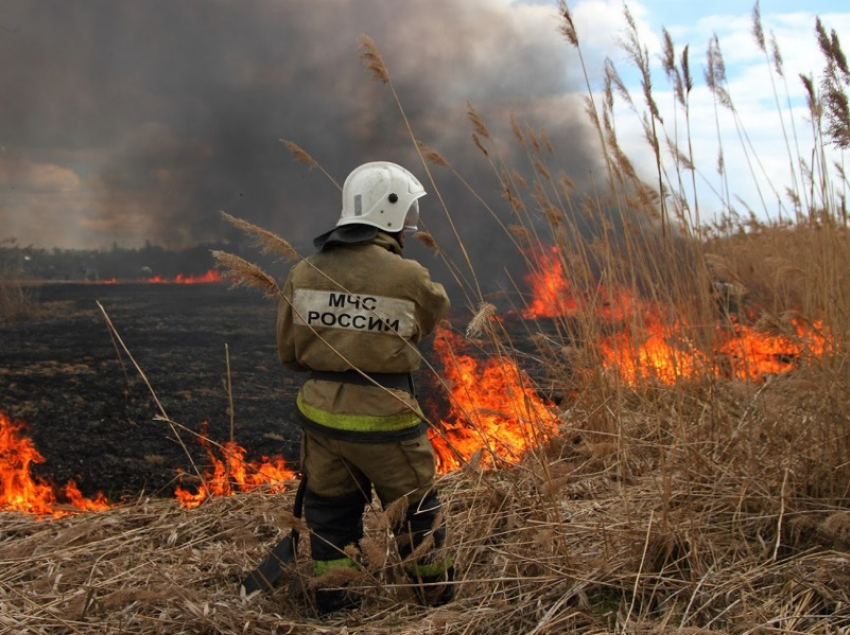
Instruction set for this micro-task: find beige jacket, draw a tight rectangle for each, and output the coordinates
[277,232,450,438]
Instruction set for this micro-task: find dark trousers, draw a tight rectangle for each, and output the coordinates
[300,428,449,575]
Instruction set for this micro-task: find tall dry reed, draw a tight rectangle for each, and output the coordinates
[3,3,849,633]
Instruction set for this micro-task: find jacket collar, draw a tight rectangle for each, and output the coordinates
[312,224,377,250]
[313,223,402,255]
[371,231,403,255]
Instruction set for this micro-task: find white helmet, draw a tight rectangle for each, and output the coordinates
[338,161,425,234]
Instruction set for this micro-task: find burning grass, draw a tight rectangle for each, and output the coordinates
[173,423,297,509]
[3,2,850,632]
[3,277,849,632]
[428,326,561,473]
[2,369,849,634]
[1,413,111,516]
[2,267,849,633]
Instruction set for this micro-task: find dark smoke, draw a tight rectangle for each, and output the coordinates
[0,0,601,302]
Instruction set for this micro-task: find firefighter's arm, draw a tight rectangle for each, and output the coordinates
[276,275,310,372]
[413,265,450,338]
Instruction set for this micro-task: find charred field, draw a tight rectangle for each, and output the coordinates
[0,282,304,502]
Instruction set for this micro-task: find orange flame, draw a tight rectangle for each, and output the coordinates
[522,247,832,385]
[599,321,710,385]
[522,246,645,322]
[427,328,559,473]
[143,269,223,284]
[1,412,110,516]
[87,270,224,285]
[715,319,828,382]
[599,318,829,385]
[174,423,296,509]
[522,246,579,318]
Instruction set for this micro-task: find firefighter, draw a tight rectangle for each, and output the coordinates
[277,161,454,615]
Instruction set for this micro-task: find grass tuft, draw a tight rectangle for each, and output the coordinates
[3,4,849,633]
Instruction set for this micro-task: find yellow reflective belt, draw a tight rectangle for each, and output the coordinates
[297,393,422,432]
[313,557,357,575]
[406,554,454,579]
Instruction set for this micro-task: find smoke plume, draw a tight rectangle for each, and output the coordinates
[0,0,601,298]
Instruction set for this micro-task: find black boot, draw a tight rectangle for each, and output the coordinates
[314,588,361,616]
[412,566,455,607]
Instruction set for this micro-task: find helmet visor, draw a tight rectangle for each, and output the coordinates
[402,199,420,234]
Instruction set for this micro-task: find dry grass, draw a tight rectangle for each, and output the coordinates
[2,374,849,634]
[0,279,34,325]
[3,3,850,633]
[210,250,282,299]
[0,238,36,325]
[704,223,850,335]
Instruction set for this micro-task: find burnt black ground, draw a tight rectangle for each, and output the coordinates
[1,282,556,504]
[1,282,303,502]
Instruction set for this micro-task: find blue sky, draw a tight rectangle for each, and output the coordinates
[522,0,846,34]
[625,0,843,30]
[525,0,850,224]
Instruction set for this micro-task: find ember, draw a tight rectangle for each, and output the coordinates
[428,327,560,473]
[174,423,296,509]
[1,411,110,516]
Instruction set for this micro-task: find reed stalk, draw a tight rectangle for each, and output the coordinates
[3,4,849,633]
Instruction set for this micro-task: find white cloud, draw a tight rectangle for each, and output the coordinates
[568,0,850,224]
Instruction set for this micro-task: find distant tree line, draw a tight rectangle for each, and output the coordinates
[0,239,250,281]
